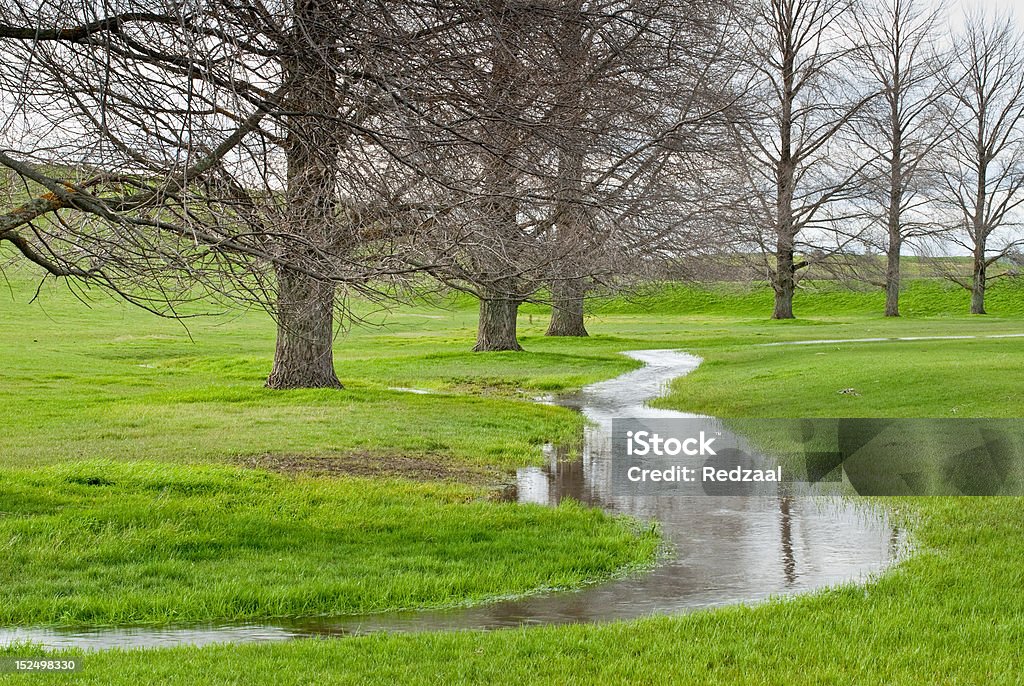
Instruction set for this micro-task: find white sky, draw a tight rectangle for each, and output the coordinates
[941,0,1021,25]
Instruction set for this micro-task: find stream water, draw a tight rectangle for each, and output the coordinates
[1,350,901,650]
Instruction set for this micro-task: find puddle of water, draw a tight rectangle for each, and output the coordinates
[0,625,300,651]
[388,386,435,395]
[758,333,1024,346]
[1,350,901,651]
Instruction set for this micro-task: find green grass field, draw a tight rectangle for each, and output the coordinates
[2,271,1024,683]
[0,461,657,625]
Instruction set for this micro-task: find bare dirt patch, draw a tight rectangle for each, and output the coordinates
[236,451,510,491]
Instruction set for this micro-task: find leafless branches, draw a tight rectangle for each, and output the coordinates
[847,0,952,316]
[934,12,1024,314]
[727,0,876,318]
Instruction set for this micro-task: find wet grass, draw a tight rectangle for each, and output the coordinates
[3,267,1024,682]
[0,268,659,628]
[0,461,657,625]
[0,274,641,470]
[8,497,1024,685]
[8,277,1023,470]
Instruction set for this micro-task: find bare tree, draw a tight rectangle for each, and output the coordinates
[731,0,872,319]
[540,0,739,337]
[543,0,591,338]
[0,1,459,388]
[406,0,738,351]
[852,0,951,317]
[937,13,1024,315]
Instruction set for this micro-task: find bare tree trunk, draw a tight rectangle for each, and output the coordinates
[971,247,987,314]
[266,0,344,388]
[267,266,341,389]
[971,164,988,315]
[546,278,588,337]
[884,149,901,319]
[773,167,797,320]
[773,39,797,322]
[885,238,902,317]
[545,2,589,340]
[474,288,523,351]
[885,102,904,318]
[469,2,526,354]
[773,244,796,319]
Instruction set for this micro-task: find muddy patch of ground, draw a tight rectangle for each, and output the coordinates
[236,451,511,493]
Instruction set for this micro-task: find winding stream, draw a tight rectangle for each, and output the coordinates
[1,350,901,650]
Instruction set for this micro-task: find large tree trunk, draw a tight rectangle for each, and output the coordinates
[885,238,902,317]
[971,247,987,315]
[266,0,344,389]
[472,4,524,354]
[474,289,523,351]
[773,238,796,319]
[267,266,341,389]
[545,5,589,340]
[546,279,588,337]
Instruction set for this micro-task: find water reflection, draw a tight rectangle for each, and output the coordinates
[780,497,796,585]
[513,350,900,615]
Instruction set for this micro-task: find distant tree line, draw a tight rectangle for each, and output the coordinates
[721,0,1024,319]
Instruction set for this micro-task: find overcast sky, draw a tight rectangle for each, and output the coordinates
[941,0,1021,24]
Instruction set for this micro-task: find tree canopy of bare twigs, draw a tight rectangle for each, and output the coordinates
[936,12,1024,314]
[849,0,951,316]
[728,0,874,319]
[403,0,739,350]
[5,0,1021,377]
[0,1,480,387]
[0,0,747,368]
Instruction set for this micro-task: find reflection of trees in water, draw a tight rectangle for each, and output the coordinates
[889,525,903,560]
[508,351,896,625]
[780,496,796,585]
[544,443,588,505]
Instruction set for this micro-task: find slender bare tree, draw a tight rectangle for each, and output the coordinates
[937,13,1024,315]
[852,0,951,317]
[730,0,873,319]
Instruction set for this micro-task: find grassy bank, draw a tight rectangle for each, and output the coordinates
[2,271,1024,683]
[657,337,1024,418]
[7,498,1024,685]
[0,461,656,625]
[0,269,660,627]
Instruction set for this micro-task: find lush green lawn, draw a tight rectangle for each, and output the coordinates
[2,271,1024,683]
[0,280,634,469]
[0,461,656,625]
[660,338,1024,418]
[0,271,663,629]
[9,498,1024,685]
